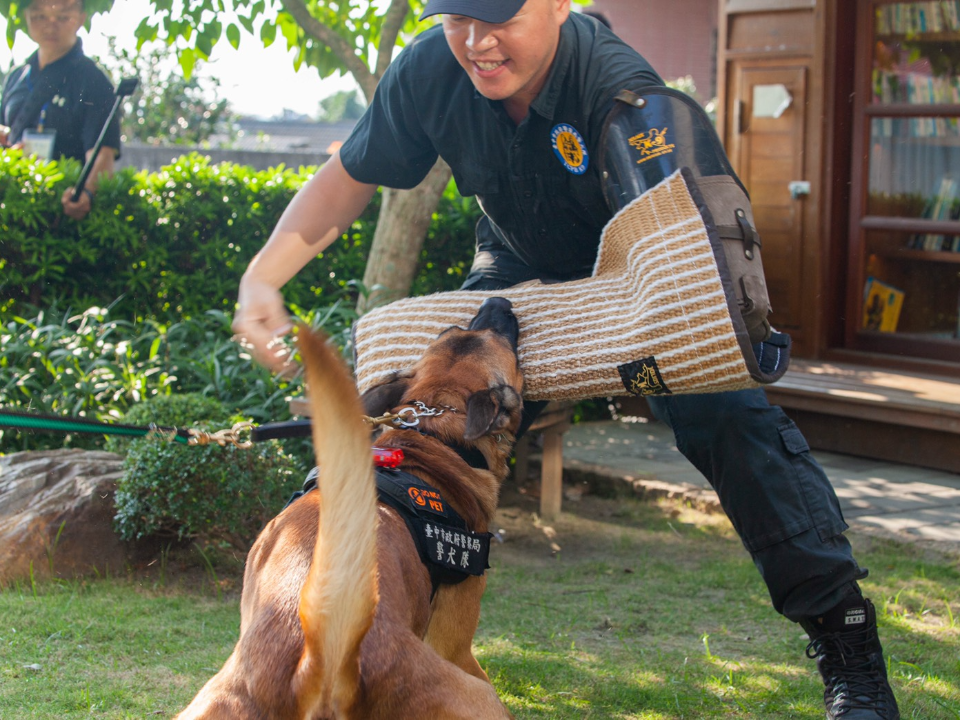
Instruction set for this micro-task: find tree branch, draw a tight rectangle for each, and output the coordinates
[278,0,378,100]
[376,0,411,79]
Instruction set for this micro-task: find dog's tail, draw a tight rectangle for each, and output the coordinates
[294,326,379,717]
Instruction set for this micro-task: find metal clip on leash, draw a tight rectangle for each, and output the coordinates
[362,401,449,430]
[187,421,255,448]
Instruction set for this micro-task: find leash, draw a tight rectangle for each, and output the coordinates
[0,401,459,450]
[0,408,256,447]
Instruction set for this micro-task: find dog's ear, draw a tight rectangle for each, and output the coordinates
[361,375,410,417]
[464,385,523,441]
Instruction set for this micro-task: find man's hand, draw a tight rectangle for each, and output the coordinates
[232,277,296,374]
[61,187,92,220]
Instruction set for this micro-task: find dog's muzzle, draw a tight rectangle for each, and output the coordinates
[467,297,519,351]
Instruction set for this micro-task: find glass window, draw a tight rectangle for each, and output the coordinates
[867,118,960,219]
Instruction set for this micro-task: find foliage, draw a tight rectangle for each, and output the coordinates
[1,306,162,453]
[97,38,236,147]
[316,89,366,123]
[412,180,480,296]
[0,151,79,311]
[665,74,718,124]
[0,304,352,460]
[135,154,310,318]
[110,392,299,550]
[126,0,424,101]
[0,149,479,323]
[0,148,479,456]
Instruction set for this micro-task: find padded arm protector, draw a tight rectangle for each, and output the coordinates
[598,87,773,344]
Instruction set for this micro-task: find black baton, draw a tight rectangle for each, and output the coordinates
[70,76,139,203]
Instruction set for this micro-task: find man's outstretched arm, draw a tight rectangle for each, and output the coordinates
[233,151,378,372]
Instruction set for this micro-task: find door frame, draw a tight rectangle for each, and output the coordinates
[717,0,845,359]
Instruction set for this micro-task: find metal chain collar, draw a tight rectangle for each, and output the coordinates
[363,401,458,429]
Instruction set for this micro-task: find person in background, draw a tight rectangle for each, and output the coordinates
[0,0,120,221]
[231,1,900,717]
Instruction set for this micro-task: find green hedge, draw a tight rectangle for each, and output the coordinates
[0,149,480,322]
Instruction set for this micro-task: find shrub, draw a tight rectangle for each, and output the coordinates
[0,303,353,459]
[0,151,84,311]
[0,149,481,323]
[112,392,301,550]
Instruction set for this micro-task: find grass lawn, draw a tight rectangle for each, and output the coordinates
[1,485,958,718]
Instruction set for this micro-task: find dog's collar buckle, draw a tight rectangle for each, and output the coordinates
[392,401,453,428]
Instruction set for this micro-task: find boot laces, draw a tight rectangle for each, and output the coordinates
[806,629,891,713]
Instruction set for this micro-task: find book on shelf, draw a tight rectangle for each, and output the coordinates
[912,174,959,251]
[870,71,960,138]
[862,277,905,332]
[877,1,960,34]
[951,198,960,251]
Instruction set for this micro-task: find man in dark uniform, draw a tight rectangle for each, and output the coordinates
[231,1,900,717]
[0,0,121,220]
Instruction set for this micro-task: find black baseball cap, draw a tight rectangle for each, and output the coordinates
[419,0,527,23]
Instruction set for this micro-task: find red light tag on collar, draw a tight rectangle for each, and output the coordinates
[372,447,404,469]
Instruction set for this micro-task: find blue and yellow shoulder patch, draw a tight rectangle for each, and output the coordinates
[551,123,589,175]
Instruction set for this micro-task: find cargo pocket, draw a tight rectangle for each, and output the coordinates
[728,414,847,555]
[778,421,849,544]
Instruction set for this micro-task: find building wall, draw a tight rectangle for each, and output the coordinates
[117,143,331,174]
[588,0,719,103]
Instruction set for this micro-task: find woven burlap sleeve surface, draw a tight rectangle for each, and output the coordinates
[354,170,774,401]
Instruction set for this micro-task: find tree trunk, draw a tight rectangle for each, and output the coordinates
[357,158,453,314]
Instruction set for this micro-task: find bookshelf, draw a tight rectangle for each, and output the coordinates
[847,0,960,357]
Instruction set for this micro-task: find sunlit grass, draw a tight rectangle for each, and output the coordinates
[1,493,957,718]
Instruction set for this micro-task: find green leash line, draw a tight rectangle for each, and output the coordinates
[0,409,192,444]
[1,409,433,452]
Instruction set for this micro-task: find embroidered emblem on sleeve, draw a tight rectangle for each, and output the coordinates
[629,126,676,164]
[617,356,671,396]
[551,123,589,175]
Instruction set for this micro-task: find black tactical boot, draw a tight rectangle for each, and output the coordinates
[800,589,900,719]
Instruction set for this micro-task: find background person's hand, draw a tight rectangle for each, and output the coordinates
[0,125,10,146]
[61,187,92,220]
[232,278,295,374]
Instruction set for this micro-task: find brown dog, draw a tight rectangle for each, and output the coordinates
[177,297,523,719]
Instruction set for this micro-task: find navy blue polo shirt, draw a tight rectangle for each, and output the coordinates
[340,14,662,279]
[1,39,121,163]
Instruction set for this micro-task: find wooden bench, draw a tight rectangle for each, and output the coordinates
[511,401,575,522]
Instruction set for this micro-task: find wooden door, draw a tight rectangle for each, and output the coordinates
[728,63,808,332]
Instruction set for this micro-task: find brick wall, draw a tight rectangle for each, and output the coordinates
[587,0,718,103]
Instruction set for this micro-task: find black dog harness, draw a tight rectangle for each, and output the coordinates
[288,466,492,594]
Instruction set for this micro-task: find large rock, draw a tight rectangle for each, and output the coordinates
[0,449,133,584]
